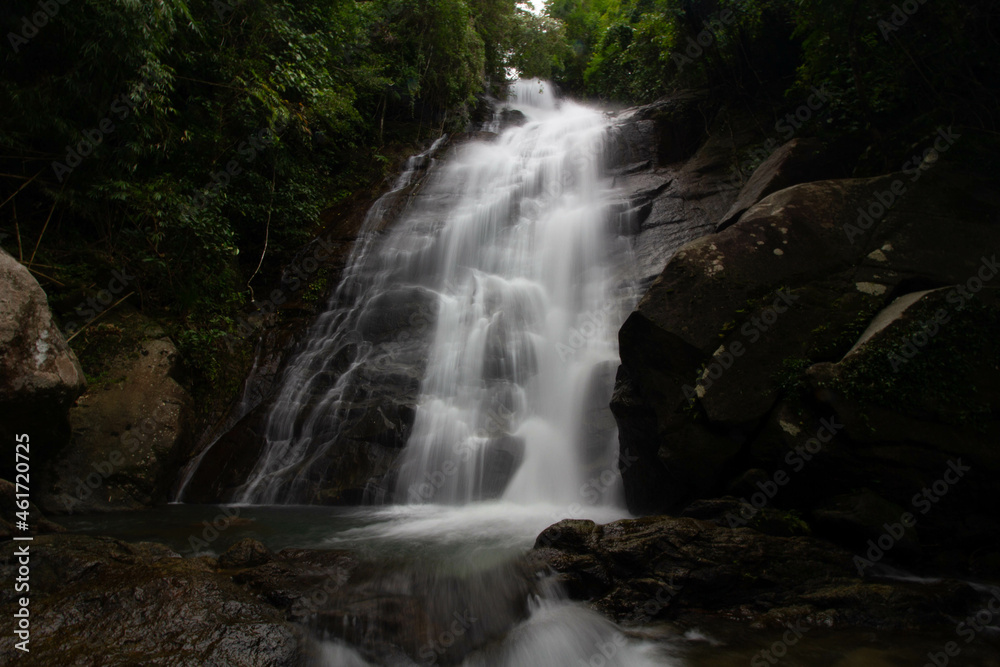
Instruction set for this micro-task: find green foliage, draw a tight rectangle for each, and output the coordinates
[833,299,1000,429]
[0,0,556,396]
[543,0,1000,148]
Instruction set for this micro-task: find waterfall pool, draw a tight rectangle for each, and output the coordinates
[58,504,1000,666]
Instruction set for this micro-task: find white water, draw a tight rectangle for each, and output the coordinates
[206,80,670,665]
[390,79,635,506]
[228,79,638,509]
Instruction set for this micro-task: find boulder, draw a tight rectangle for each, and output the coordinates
[532,516,986,631]
[0,247,86,477]
[235,548,540,666]
[607,96,754,288]
[614,163,1000,515]
[717,137,833,231]
[219,537,274,569]
[37,337,191,514]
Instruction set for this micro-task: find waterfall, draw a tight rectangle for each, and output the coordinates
[231,79,637,508]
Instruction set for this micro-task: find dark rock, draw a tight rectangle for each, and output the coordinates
[480,435,526,499]
[234,548,358,614]
[500,108,527,128]
[680,497,811,537]
[0,536,304,666]
[717,137,835,231]
[237,549,540,666]
[577,360,620,475]
[811,490,920,556]
[532,515,986,631]
[614,164,1000,516]
[220,537,274,569]
[176,402,271,504]
[610,91,714,167]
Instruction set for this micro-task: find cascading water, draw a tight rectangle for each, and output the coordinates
[181,80,677,666]
[226,79,639,509]
[391,79,634,506]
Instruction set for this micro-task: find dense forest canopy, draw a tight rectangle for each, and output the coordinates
[1,0,998,395]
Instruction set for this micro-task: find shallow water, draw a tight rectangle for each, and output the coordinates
[61,505,1000,665]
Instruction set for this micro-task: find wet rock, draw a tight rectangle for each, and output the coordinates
[237,550,540,666]
[499,108,527,128]
[577,360,620,474]
[532,516,985,631]
[0,535,304,666]
[356,286,437,344]
[480,435,526,499]
[234,548,359,614]
[220,537,274,569]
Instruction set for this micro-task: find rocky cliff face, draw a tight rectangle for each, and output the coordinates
[610,112,1000,576]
